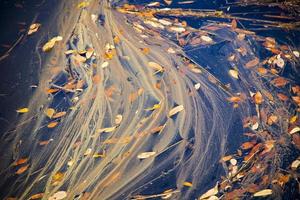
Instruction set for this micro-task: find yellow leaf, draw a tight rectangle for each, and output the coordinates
[28,23,41,35]
[97,126,116,133]
[229,69,239,79]
[183,181,193,187]
[45,108,55,118]
[290,115,298,124]
[16,107,29,113]
[168,105,184,117]
[77,1,89,9]
[253,189,272,197]
[42,36,63,52]
[145,103,161,111]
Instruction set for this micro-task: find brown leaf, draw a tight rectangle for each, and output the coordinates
[271,77,288,87]
[245,58,259,68]
[29,193,44,200]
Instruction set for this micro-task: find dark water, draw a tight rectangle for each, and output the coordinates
[0,0,299,199]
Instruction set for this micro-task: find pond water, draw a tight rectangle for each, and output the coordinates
[0,0,299,200]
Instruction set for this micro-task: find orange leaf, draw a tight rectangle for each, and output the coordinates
[47,121,58,128]
[14,158,28,166]
[52,111,67,119]
[253,91,263,104]
[29,193,44,200]
[16,164,29,174]
[241,142,255,150]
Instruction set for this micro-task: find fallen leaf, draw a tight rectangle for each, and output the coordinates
[271,77,288,87]
[229,69,239,79]
[291,159,300,170]
[52,111,66,119]
[289,126,300,135]
[77,1,89,9]
[28,23,41,35]
[49,191,67,200]
[148,61,164,72]
[253,91,263,105]
[45,108,55,118]
[137,151,156,159]
[14,158,28,166]
[253,189,272,197]
[168,105,184,117]
[245,58,259,68]
[199,182,218,199]
[16,164,29,175]
[42,36,63,52]
[183,181,193,187]
[29,193,44,200]
[201,35,213,43]
[16,107,29,113]
[241,142,254,150]
[97,126,116,133]
[47,121,58,128]
[115,114,123,125]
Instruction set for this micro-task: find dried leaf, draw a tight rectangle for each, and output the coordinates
[97,126,116,133]
[137,151,156,159]
[245,58,259,68]
[254,91,263,105]
[28,23,41,35]
[271,77,288,87]
[16,107,29,113]
[199,182,218,199]
[201,35,213,43]
[14,158,28,166]
[52,111,66,119]
[49,191,67,200]
[241,142,254,150]
[47,121,58,128]
[183,181,193,187]
[77,1,89,9]
[29,193,44,200]
[229,69,239,79]
[253,189,272,197]
[45,108,55,118]
[115,114,123,125]
[42,36,63,52]
[16,164,29,175]
[289,126,300,135]
[291,159,300,170]
[168,105,184,117]
[148,61,164,72]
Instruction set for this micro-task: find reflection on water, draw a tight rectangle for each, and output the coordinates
[0,0,299,199]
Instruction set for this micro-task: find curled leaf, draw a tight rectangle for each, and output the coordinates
[137,151,156,159]
[253,189,272,197]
